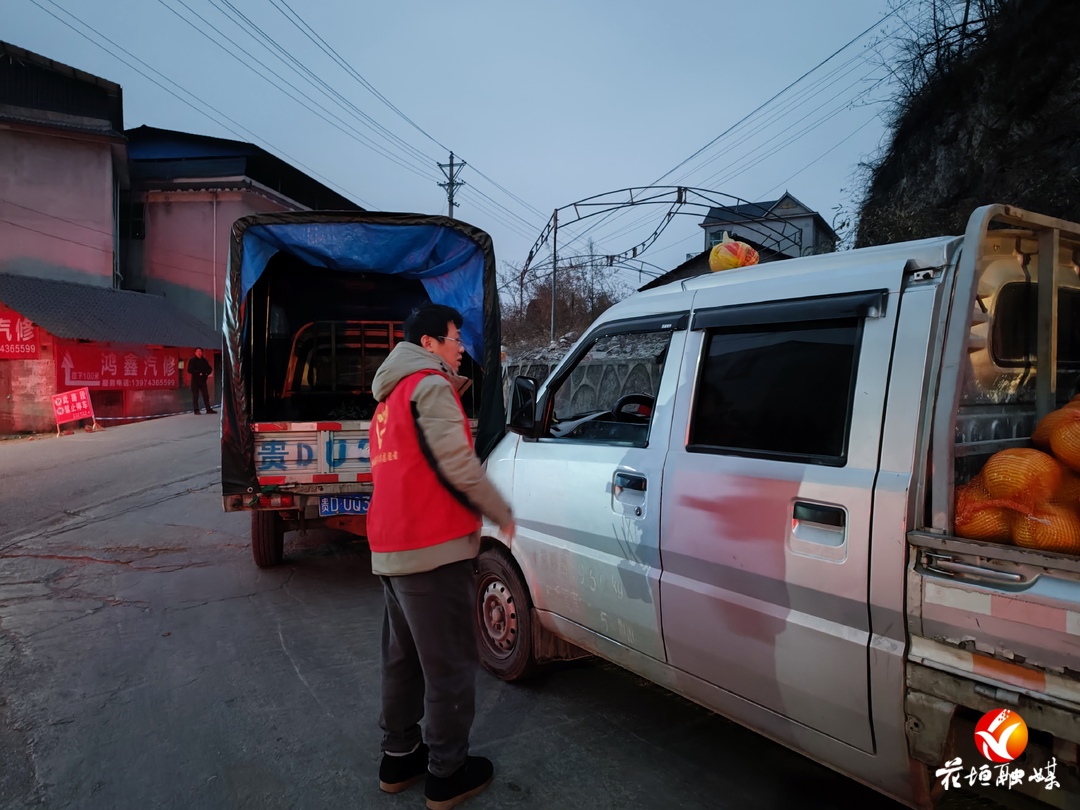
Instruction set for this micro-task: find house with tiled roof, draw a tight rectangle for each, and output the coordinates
[638,193,839,292]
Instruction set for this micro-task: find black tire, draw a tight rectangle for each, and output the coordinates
[475,546,537,681]
[251,510,284,568]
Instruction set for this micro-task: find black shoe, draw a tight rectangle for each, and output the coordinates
[378,743,428,794]
[206,409,216,414]
[425,756,493,810]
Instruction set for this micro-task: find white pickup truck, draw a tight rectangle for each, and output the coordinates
[219,211,504,567]
[482,205,1080,808]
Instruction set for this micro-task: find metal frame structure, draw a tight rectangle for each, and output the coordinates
[523,187,804,342]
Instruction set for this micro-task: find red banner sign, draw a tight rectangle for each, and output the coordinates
[52,386,95,426]
[0,304,40,359]
[55,344,180,391]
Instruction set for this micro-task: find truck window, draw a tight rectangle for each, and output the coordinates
[546,329,671,446]
[688,318,861,465]
[990,283,1080,367]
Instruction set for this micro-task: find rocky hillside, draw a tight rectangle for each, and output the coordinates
[856,0,1080,246]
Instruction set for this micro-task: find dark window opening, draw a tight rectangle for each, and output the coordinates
[119,200,145,240]
[688,318,861,465]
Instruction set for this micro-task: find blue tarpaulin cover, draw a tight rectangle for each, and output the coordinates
[239,222,487,359]
[221,211,503,496]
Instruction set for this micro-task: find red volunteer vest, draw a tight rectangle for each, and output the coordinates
[367,369,481,553]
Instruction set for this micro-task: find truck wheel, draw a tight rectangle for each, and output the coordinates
[251,510,284,568]
[476,547,537,681]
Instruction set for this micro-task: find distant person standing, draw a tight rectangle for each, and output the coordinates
[187,348,214,415]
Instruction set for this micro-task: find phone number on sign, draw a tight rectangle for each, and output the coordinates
[0,344,36,354]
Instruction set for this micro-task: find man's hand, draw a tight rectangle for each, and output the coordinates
[499,520,516,542]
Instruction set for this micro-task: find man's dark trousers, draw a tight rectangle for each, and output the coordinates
[379,559,478,778]
[191,379,211,413]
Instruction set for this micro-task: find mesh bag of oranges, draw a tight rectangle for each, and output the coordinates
[709,237,760,272]
[955,399,1080,555]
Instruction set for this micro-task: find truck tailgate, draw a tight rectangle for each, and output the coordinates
[253,421,371,486]
[908,531,1080,706]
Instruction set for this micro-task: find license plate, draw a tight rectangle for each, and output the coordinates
[318,494,370,517]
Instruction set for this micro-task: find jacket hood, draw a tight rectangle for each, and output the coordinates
[372,342,465,401]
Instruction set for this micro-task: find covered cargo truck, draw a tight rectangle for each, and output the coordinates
[220,211,503,567]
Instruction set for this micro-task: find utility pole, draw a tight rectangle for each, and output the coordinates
[550,208,558,345]
[438,152,465,218]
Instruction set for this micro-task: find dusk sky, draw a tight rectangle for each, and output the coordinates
[8,0,913,286]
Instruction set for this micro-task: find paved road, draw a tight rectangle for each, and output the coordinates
[0,416,1007,809]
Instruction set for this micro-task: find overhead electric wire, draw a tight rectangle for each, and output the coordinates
[454,192,537,241]
[265,0,449,154]
[585,48,888,246]
[0,198,223,266]
[558,2,913,257]
[669,52,876,185]
[653,0,913,186]
[24,0,372,208]
[582,57,888,248]
[705,75,893,190]
[0,217,214,278]
[760,115,880,198]
[698,71,888,188]
[210,0,438,171]
[155,0,440,183]
[262,0,552,230]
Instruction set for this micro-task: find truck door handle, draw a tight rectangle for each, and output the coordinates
[614,471,647,492]
[793,501,845,528]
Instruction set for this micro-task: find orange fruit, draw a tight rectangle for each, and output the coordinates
[982,448,1063,505]
[1032,406,1080,449]
[1012,503,1080,554]
[954,476,1016,542]
[1052,471,1080,506]
[1050,417,1080,472]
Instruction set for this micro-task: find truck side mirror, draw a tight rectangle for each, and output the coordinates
[509,376,539,436]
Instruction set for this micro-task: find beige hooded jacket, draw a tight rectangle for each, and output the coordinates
[369,341,513,576]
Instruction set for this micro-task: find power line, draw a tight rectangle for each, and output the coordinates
[653,1,912,186]
[261,0,551,231]
[210,0,438,170]
[154,0,440,183]
[699,73,888,189]
[588,55,881,248]
[24,0,372,208]
[760,115,880,198]
[0,216,210,278]
[265,0,450,154]
[0,198,223,266]
[558,4,911,256]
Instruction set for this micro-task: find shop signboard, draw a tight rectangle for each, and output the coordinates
[0,304,39,359]
[55,344,180,392]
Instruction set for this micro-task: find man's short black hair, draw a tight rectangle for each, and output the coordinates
[404,303,463,345]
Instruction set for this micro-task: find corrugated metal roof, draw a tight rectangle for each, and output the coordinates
[126,126,260,160]
[0,273,219,348]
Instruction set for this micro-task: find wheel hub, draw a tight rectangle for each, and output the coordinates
[480,578,517,654]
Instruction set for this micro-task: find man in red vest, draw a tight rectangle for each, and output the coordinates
[368,303,514,809]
